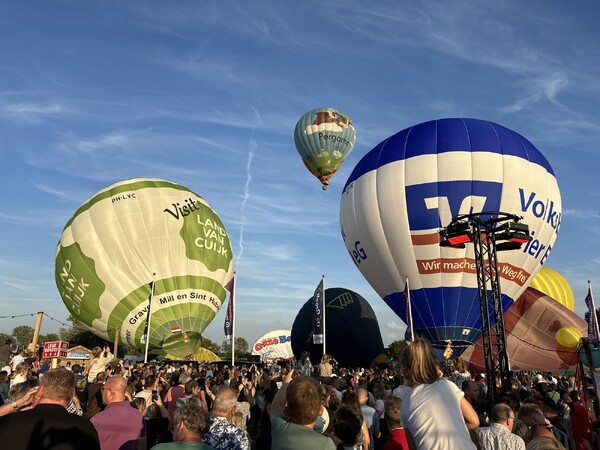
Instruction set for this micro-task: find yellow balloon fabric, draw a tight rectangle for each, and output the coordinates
[555,326,583,348]
[530,267,575,311]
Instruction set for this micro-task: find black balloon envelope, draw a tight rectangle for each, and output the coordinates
[291,287,387,368]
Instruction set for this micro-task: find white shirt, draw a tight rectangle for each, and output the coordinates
[401,378,476,450]
[476,423,525,450]
[11,354,25,368]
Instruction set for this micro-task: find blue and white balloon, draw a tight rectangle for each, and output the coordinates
[339,118,561,358]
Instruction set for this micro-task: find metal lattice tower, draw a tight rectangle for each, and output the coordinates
[471,220,510,407]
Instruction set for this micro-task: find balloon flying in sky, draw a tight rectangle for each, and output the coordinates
[294,107,356,190]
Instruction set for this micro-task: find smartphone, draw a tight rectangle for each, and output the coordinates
[152,390,158,401]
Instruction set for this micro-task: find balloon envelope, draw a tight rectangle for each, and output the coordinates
[529,266,575,311]
[340,118,561,358]
[555,326,583,348]
[252,330,293,361]
[55,178,234,358]
[462,287,585,372]
[291,287,387,368]
[294,108,356,189]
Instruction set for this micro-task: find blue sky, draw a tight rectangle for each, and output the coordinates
[1,1,599,349]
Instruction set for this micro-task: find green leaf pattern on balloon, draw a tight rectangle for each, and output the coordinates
[181,201,233,272]
[55,243,104,327]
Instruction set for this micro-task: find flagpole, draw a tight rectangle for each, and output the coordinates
[322,274,326,357]
[589,281,600,344]
[232,273,236,368]
[144,279,156,363]
[406,276,413,344]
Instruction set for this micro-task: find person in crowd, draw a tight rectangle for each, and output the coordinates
[150,398,174,446]
[269,368,336,450]
[532,383,550,404]
[87,345,114,383]
[358,387,380,449]
[319,354,335,384]
[135,373,157,405]
[0,339,13,368]
[382,395,409,450]
[475,373,488,400]
[151,403,212,449]
[248,387,276,450]
[333,404,364,450]
[333,376,347,402]
[463,379,489,425]
[342,389,370,450]
[9,362,30,387]
[90,375,145,450]
[449,358,472,388]
[568,390,592,450]
[399,338,479,449]
[526,436,567,450]
[0,370,9,404]
[177,379,200,408]
[475,402,525,450]
[0,379,38,417]
[300,351,314,377]
[539,398,575,450]
[10,349,26,369]
[556,390,572,424]
[85,371,106,418]
[0,367,100,449]
[165,371,192,418]
[547,378,560,404]
[203,386,250,450]
[517,403,570,449]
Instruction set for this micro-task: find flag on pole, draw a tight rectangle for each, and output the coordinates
[312,277,324,345]
[170,326,182,334]
[404,277,413,343]
[224,274,235,344]
[140,281,155,345]
[585,282,599,344]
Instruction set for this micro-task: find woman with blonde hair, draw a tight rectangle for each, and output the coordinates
[9,362,30,387]
[399,338,479,450]
[318,353,334,384]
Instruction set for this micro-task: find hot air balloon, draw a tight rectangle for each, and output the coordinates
[291,287,387,368]
[462,286,586,372]
[294,108,356,190]
[252,330,293,361]
[340,118,561,359]
[529,266,575,311]
[55,178,234,359]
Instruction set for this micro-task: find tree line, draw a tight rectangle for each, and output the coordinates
[0,315,252,359]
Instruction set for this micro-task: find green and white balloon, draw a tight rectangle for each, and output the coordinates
[55,178,234,358]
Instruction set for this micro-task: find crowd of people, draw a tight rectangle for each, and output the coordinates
[0,337,597,449]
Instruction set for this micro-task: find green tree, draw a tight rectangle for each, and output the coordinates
[0,332,13,344]
[200,337,221,355]
[59,315,106,350]
[12,325,34,349]
[39,333,60,343]
[220,337,250,358]
[386,339,407,362]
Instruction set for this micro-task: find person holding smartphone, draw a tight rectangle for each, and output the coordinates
[87,346,114,383]
[134,374,159,405]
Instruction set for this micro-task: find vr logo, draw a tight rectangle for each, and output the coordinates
[406,181,503,231]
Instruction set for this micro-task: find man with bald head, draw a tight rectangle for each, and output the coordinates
[91,375,145,450]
